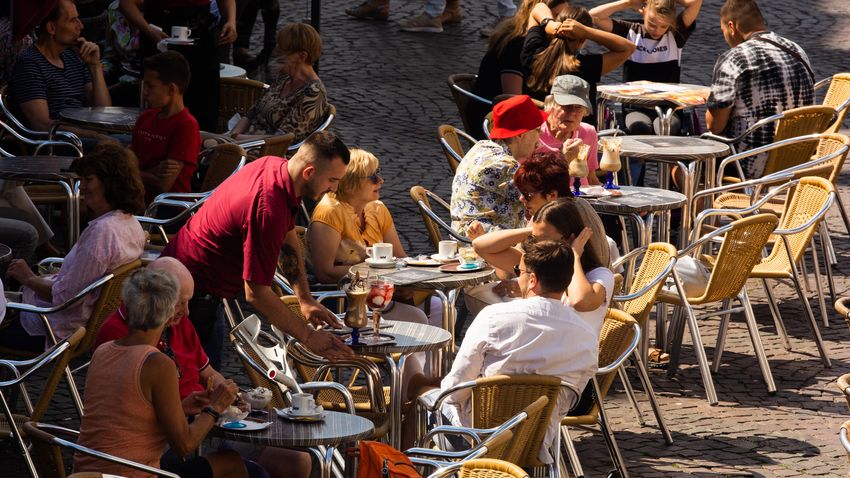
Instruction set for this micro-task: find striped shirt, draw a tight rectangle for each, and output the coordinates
[9,45,92,120]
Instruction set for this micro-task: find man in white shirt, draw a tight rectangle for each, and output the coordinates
[439,237,599,463]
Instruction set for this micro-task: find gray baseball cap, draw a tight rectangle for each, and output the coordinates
[550,75,592,110]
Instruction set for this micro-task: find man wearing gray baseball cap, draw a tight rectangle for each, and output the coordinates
[537,75,602,186]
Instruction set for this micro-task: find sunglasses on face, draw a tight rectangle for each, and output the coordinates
[513,264,529,276]
[520,190,540,201]
[364,168,383,184]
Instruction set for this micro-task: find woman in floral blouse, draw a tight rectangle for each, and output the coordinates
[231,23,328,143]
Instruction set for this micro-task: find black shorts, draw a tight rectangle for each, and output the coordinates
[161,456,213,478]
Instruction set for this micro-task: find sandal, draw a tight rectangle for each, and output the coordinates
[647,348,670,370]
[344,1,389,21]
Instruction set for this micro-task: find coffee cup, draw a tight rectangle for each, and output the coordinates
[366,243,393,263]
[171,26,192,41]
[438,240,458,259]
[290,393,316,415]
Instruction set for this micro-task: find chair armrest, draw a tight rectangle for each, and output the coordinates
[598,128,626,137]
[714,133,826,183]
[300,381,356,414]
[610,246,648,271]
[772,193,834,235]
[0,341,72,387]
[37,257,65,268]
[416,201,471,244]
[5,273,113,315]
[691,180,798,240]
[613,256,676,302]
[815,77,832,90]
[53,434,180,477]
[701,111,785,146]
[420,426,483,448]
[841,420,850,454]
[439,138,465,164]
[597,322,641,374]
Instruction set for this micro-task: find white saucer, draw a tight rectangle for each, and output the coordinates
[217,419,272,431]
[276,406,326,421]
[404,257,441,267]
[430,253,459,263]
[165,38,194,45]
[365,257,396,268]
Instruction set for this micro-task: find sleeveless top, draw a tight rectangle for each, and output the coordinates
[74,342,168,477]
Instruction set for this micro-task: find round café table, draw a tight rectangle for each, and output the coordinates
[214,410,373,478]
[220,62,248,78]
[57,106,141,134]
[596,82,710,135]
[0,156,80,246]
[349,262,495,373]
[618,135,730,246]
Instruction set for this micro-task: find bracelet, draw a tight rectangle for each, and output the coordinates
[540,18,554,30]
[201,406,220,421]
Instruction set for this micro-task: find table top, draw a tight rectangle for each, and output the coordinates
[580,186,686,215]
[214,409,374,447]
[348,262,496,290]
[619,135,730,161]
[597,82,710,108]
[0,156,78,181]
[349,320,452,355]
[220,62,248,78]
[58,107,141,133]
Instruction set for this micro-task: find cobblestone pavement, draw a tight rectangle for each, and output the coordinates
[4,0,850,476]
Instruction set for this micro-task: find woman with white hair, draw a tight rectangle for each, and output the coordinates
[75,268,246,478]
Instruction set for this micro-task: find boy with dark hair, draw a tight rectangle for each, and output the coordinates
[131,50,200,200]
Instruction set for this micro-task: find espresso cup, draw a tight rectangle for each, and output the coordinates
[171,26,192,40]
[438,240,458,258]
[366,243,393,262]
[290,393,316,415]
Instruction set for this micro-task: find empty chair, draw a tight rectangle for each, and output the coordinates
[447,74,491,136]
[217,77,269,133]
[815,72,850,133]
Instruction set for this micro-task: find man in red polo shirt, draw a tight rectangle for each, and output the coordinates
[162,131,352,367]
[94,257,224,402]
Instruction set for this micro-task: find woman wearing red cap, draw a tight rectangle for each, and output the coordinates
[450,95,548,237]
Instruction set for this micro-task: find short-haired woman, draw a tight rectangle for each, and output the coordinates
[231,23,329,143]
[75,268,246,478]
[3,144,146,351]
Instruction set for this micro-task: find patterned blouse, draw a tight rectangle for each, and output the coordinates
[707,32,814,178]
[450,140,525,235]
[245,74,329,142]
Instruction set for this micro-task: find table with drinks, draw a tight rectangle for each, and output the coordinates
[596,81,711,135]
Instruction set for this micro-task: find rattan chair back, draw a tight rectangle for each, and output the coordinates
[836,297,850,329]
[469,375,561,468]
[760,177,834,268]
[218,77,268,133]
[253,133,295,159]
[620,243,678,327]
[200,143,246,192]
[764,106,836,175]
[456,458,530,478]
[437,124,468,172]
[410,186,445,249]
[837,372,850,412]
[691,214,778,304]
[77,260,141,358]
[811,133,850,184]
[822,73,850,133]
[447,74,479,133]
[595,309,638,404]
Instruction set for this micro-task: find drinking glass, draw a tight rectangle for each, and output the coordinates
[366,277,395,340]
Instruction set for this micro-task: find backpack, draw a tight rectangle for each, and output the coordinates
[357,441,421,478]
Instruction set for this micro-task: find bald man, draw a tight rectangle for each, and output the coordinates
[94,257,226,402]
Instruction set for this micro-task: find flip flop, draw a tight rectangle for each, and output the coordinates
[647,348,670,370]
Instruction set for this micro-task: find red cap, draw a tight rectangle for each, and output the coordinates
[489,95,548,139]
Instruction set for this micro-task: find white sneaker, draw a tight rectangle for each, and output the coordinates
[399,13,443,33]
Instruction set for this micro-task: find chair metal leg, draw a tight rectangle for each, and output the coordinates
[65,365,85,418]
[667,306,686,374]
[673,269,718,405]
[560,426,585,478]
[761,279,791,351]
[0,391,38,478]
[594,378,629,478]
[633,350,674,444]
[790,264,832,368]
[618,364,645,426]
[809,237,830,328]
[740,291,776,394]
[833,190,850,237]
[819,224,837,305]
[800,254,812,293]
[712,298,732,373]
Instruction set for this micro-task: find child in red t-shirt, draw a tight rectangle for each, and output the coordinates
[131,51,201,202]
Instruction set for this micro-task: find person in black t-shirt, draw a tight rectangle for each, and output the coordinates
[521,4,634,120]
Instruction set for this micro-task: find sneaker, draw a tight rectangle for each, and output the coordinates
[345,1,389,21]
[479,16,509,37]
[399,13,443,33]
[440,6,463,24]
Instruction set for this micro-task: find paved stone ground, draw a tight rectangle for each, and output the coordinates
[4,0,850,476]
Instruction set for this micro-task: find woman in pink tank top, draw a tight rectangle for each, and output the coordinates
[74,268,246,478]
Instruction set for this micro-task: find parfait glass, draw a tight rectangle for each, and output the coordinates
[599,137,622,190]
[569,143,590,196]
[365,277,395,343]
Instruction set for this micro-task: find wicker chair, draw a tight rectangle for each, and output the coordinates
[0,85,83,151]
[287,104,337,153]
[815,73,850,133]
[244,132,295,159]
[217,77,269,133]
[409,186,471,250]
[24,421,179,478]
[560,308,640,478]
[658,214,778,405]
[703,105,835,183]
[407,417,520,472]
[841,420,850,472]
[427,458,529,478]
[697,178,835,370]
[415,375,572,476]
[0,328,84,478]
[447,74,491,134]
[609,243,677,445]
[199,143,247,192]
[437,124,476,173]
[1,259,141,416]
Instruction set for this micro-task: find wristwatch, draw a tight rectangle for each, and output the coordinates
[201,406,220,421]
[540,18,554,31]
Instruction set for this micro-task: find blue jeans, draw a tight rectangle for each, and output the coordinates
[423,0,516,18]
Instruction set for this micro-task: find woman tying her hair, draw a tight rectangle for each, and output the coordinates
[520,4,635,117]
[589,0,703,136]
